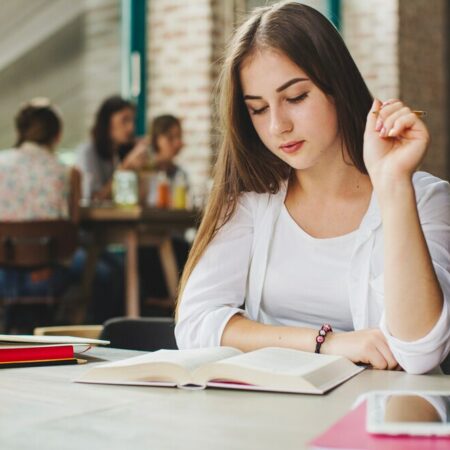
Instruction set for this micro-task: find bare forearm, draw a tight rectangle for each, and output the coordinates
[221,314,317,352]
[376,178,443,341]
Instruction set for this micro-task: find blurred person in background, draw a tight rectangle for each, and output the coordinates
[73,95,152,322]
[0,98,80,328]
[150,114,187,183]
[139,115,190,311]
[77,95,149,201]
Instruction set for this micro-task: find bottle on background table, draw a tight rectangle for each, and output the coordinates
[172,171,187,209]
[156,171,170,208]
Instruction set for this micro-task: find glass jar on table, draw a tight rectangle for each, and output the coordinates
[112,170,139,206]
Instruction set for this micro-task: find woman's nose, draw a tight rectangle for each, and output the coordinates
[270,109,293,136]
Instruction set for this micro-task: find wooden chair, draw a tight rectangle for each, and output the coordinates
[0,220,78,332]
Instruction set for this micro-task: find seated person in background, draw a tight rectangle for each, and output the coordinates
[150,114,188,183]
[0,98,80,312]
[73,95,152,322]
[140,115,190,311]
[77,95,149,201]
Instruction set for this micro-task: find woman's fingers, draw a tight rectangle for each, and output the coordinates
[374,99,421,139]
[375,100,403,129]
[368,347,390,369]
[382,98,401,107]
[386,113,417,138]
[363,329,398,370]
[376,340,399,370]
[377,99,403,117]
[379,107,412,137]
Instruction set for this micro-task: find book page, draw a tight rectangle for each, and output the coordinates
[99,347,241,372]
[193,347,362,393]
[76,347,242,386]
[208,347,342,376]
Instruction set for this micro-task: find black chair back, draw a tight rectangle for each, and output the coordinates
[441,353,450,375]
[100,317,178,351]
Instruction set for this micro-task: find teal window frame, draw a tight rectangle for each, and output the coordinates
[121,0,147,135]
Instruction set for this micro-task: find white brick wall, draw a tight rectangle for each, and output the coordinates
[343,0,448,179]
[342,0,399,101]
[398,0,448,179]
[147,0,214,189]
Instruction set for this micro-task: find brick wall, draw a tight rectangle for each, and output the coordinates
[398,0,448,179]
[147,0,214,189]
[342,0,399,102]
[343,0,449,180]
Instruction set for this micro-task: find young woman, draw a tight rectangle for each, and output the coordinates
[0,98,80,318]
[175,2,450,374]
[77,95,149,201]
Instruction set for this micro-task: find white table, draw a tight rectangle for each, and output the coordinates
[1,347,449,450]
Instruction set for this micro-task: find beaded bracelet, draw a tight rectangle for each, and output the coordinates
[315,324,333,354]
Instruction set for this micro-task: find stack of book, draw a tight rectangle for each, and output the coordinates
[0,334,109,368]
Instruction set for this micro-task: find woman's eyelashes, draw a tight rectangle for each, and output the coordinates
[288,92,309,104]
[250,105,268,115]
[248,92,309,115]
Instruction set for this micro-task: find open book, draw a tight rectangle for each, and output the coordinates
[75,347,364,394]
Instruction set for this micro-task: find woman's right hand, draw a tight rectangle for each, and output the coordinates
[322,328,399,370]
[122,137,149,170]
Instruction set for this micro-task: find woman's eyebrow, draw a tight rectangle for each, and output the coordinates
[276,77,309,92]
[243,77,309,100]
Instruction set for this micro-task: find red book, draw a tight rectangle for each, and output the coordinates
[0,345,74,363]
[309,401,450,450]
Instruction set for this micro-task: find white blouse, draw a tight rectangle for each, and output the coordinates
[175,171,450,374]
[260,204,356,332]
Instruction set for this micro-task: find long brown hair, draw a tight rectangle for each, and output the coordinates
[91,95,135,160]
[176,1,373,315]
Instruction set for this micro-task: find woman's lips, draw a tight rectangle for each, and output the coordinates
[279,140,304,154]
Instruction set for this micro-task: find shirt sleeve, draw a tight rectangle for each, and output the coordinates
[379,173,450,374]
[175,193,255,349]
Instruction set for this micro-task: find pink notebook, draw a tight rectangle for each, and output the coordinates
[309,401,450,450]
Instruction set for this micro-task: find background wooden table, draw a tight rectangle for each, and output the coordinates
[1,347,449,450]
[78,206,199,321]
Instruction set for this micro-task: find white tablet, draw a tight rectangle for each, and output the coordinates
[366,391,450,436]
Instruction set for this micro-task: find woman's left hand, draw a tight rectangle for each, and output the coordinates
[363,98,430,185]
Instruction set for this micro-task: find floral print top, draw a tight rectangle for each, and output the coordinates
[0,141,70,221]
